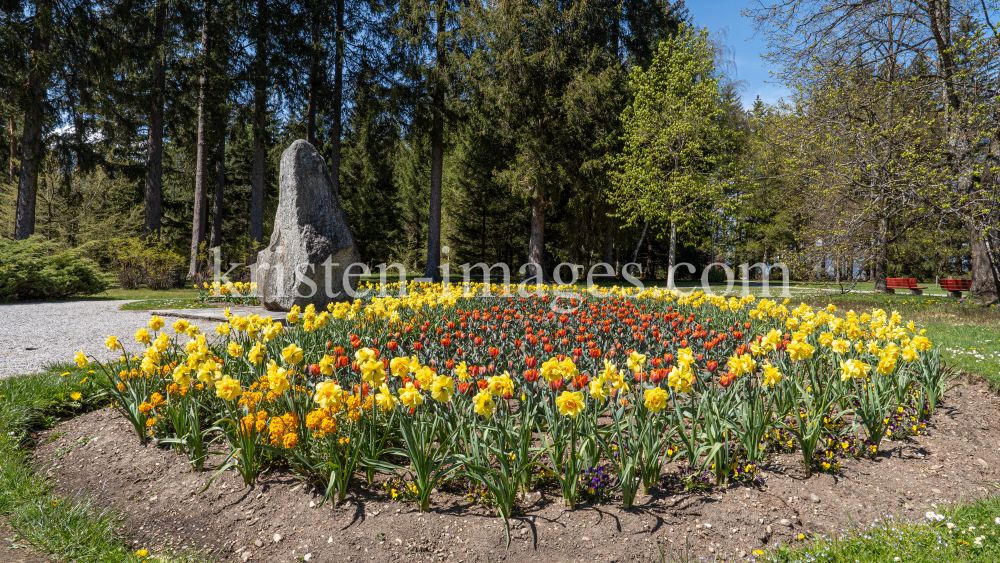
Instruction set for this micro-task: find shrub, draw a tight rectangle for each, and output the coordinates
[0,236,108,302]
[112,237,184,290]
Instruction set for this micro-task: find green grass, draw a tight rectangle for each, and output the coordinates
[765,497,1000,562]
[0,364,214,563]
[119,298,220,311]
[88,287,201,301]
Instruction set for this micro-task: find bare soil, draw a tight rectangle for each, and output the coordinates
[31,379,1000,563]
[0,518,52,563]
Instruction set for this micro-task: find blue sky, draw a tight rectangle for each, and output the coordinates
[685,0,791,108]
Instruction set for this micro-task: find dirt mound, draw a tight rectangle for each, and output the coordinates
[32,379,1000,563]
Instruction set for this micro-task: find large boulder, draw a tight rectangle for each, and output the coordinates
[257,140,361,311]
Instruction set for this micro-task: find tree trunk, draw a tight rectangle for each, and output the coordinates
[423,7,446,281]
[330,0,344,196]
[210,136,226,250]
[188,0,211,279]
[969,221,997,300]
[874,217,888,292]
[631,219,649,265]
[528,190,546,282]
[8,116,17,183]
[669,220,677,272]
[143,0,166,239]
[250,0,267,259]
[306,1,320,146]
[14,0,51,240]
[602,205,614,265]
[424,136,443,281]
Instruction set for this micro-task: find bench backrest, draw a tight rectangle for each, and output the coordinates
[940,279,972,290]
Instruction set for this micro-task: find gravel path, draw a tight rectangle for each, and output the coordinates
[0,300,218,378]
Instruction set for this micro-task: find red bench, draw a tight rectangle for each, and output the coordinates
[886,277,927,295]
[939,278,972,298]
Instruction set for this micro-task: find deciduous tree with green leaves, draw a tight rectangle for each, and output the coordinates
[608,25,723,283]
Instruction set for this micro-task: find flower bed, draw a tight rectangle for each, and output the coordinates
[84,283,949,542]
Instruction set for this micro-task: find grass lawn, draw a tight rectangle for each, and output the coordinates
[0,364,210,563]
[762,497,1000,563]
[89,287,201,301]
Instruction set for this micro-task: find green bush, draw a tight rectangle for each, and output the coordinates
[111,236,184,290]
[0,236,108,302]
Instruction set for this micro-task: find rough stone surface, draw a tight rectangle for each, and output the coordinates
[257,140,360,311]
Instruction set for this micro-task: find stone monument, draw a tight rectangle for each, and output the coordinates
[257,140,361,311]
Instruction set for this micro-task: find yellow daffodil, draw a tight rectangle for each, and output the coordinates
[172,364,191,387]
[453,361,470,382]
[589,378,609,401]
[74,350,88,368]
[430,374,456,402]
[376,384,398,412]
[473,389,495,417]
[761,362,782,387]
[281,343,304,365]
[540,357,563,382]
[626,351,647,372]
[314,379,345,409]
[786,341,815,361]
[556,390,586,417]
[390,356,412,378]
[215,376,242,401]
[247,342,265,365]
[643,387,669,412]
[318,354,336,376]
[355,347,377,363]
[398,382,424,408]
[839,358,871,381]
[268,367,290,395]
[134,328,151,344]
[667,365,694,394]
[487,372,515,397]
[361,359,388,388]
[727,353,757,376]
